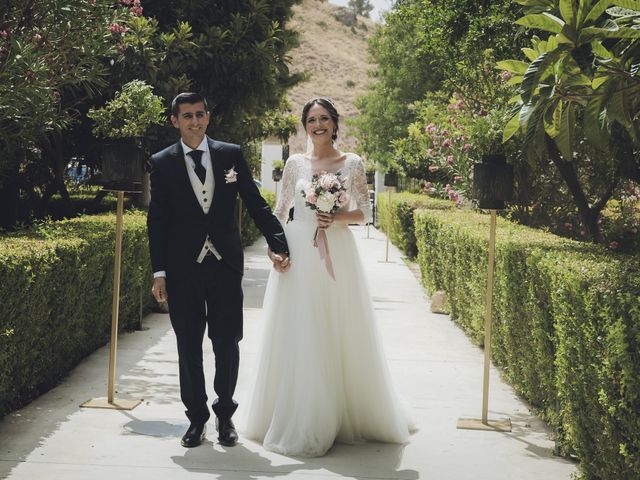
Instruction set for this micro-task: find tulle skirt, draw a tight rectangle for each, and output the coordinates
[244,221,414,457]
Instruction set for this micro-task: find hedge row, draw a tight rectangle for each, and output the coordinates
[376,192,452,258]
[240,189,276,247]
[0,189,275,417]
[0,210,155,417]
[413,206,640,480]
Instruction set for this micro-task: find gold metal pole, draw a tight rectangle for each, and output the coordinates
[481,209,497,422]
[81,190,140,410]
[107,190,124,403]
[457,209,510,431]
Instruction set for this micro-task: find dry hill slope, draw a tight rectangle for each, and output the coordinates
[285,0,377,154]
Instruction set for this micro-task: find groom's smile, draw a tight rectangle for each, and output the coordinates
[171,101,211,149]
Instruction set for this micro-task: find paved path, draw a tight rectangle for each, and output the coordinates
[0,226,577,479]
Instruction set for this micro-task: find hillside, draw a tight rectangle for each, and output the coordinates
[285,0,378,154]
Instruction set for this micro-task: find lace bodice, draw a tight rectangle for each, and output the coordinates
[274,153,373,225]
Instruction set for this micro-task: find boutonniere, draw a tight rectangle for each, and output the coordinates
[225,166,238,184]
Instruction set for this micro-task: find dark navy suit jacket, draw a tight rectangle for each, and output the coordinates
[147,137,288,277]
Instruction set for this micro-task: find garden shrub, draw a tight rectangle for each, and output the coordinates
[377,192,452,258]
[414,207,640,480]
[0,210,154,417]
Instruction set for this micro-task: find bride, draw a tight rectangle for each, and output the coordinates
[244,97,415,457]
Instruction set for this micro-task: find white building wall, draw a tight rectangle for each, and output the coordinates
[260,138,283,193]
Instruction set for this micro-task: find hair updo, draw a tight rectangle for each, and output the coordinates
[301,97,340,142]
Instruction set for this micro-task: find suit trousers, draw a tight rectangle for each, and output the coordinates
[166,255,243,424]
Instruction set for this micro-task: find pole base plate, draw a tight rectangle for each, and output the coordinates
[80,397,142,410]
[457,417,512,432]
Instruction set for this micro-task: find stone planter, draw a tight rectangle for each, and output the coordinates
[272,168,283,182]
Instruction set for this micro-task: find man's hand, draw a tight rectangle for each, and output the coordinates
[268,248,291,273]
[152,277,168,304]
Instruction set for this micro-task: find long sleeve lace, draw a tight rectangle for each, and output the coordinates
[349,155,373,224]
[274,155,298,224]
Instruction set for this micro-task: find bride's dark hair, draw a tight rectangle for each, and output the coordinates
[301,97,340,141]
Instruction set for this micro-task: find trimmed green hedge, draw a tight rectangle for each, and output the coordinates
[414,207,640,480]
[0,210,154,417]
[240,189,276,247]
[376,192,452,258]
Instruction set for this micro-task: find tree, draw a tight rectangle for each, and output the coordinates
[349,0,374,18]
[498,0,640,242]
[0,0,128,229]
[352,0,523,170]
[114,0,304,147]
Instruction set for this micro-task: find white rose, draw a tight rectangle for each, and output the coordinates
[316,192,336,212]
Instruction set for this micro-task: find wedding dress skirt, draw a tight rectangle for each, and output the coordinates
[244,220,414,457]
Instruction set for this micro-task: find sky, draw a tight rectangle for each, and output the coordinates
[328,0,392,22]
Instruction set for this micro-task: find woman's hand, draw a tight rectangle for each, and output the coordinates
[316,211,335,229]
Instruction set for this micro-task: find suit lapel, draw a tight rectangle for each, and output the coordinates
[209,138,226,217]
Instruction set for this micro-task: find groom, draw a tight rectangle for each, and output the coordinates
[147,92,289,448]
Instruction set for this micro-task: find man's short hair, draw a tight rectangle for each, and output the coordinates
[171,92,209,116]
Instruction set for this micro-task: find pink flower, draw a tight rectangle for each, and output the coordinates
[445,184,451,192]
[454,175,462,183]
[426,148,433,157]
[564,222,573,230]
[424,181,432,190]
[442,129,449,137]
[305,191,317,204]
[447,155,454,165]
[33,33,42,43]
[462,143,472,152]
[428,165,439,173]
[426,123,437,134]
[1,30,9,40]
[609,241,619,250]
[442,139,451,148]
[130,6,143,15]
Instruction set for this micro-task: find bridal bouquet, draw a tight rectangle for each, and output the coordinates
[301,171,349,280]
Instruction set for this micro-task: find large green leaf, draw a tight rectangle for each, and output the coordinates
[544,99,563,137]
[585,0,611,24]
[522,48,540,61]
[516,13,565,33]
[584,85,610,148]
[496,60,530,74]
[591,40,614,58]
[521,48,565,103]
[523,100,549,160]
[579,26,640,43]
[515,0,555,6]
[610,0,640,9]
[503,111,522,142]
[559,0,576,26]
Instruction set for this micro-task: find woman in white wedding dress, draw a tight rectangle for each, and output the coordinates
[244,97,415,457]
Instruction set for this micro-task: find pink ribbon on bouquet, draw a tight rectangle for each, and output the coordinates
[313,227,335,280]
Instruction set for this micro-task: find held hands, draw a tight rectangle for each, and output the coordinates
[268,248,291,273]
[152,277,168,304]
[316,211,335,229]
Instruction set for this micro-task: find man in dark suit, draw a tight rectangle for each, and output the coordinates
[147,92,289,448]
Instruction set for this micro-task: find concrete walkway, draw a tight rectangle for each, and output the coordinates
[0,226,577,479]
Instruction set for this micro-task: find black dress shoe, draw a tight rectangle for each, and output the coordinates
[216,417,238,446]
[181,422,206,448]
